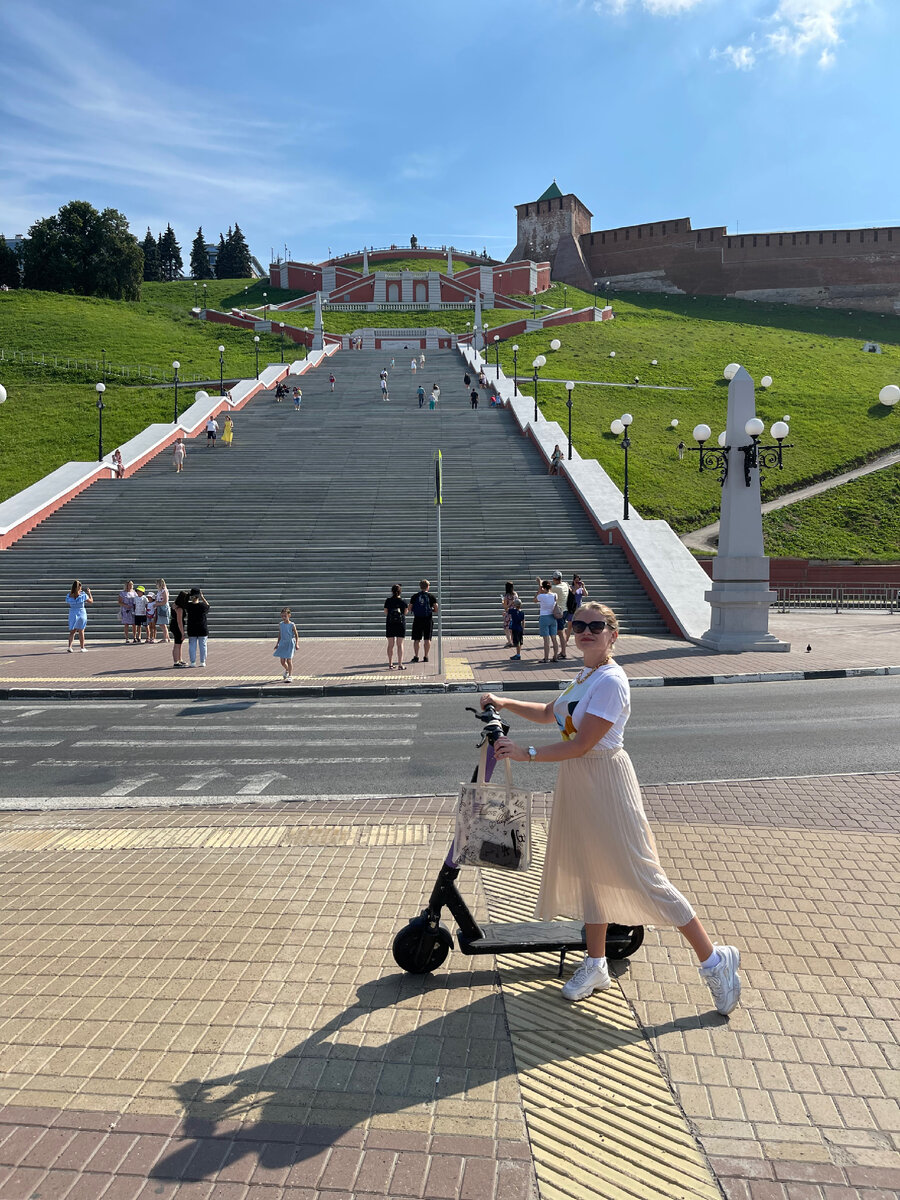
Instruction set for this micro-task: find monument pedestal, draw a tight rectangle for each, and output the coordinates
[702,556,788,652]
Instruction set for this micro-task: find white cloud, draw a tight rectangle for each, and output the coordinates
[593,0,707,13]
[710,0,862,70]
[0,5,369,241]
[766,0,858,57]
[711,43,757,70]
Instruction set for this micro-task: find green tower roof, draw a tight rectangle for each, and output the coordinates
[537,180,563,202]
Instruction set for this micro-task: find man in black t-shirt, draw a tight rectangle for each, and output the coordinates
[409,579,438,663]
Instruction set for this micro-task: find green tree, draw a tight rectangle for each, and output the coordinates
[214,228,232,279]
[141,228,161,282]
[22,200,142,299]
[226,223,252,277]
[190,226,213,279]
[0,236,20,287]
[157,224,183,281]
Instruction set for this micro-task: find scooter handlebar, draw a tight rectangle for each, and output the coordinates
[465,705,509,744]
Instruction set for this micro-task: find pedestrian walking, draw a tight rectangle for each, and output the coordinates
[390,357,395,369]
[273,607,299,682]
[112,449,124,479]
[185,588,210,667]
[408,580,438,663]
[534,579,560,662]
[463,372,471,388]
[133,585,150,644]
[548,444,563,475]
[432,381,440,401]
[173,438,185,473]
[65,580,93,652]
[118,580,137,643]
[222,415,234,447]
[417,385,426,408]
[155,579,171,644]
[381,377,389,401]
[562,573,588,651]
[170,590,188,667]
[420,352,426,367]
[483,601,742,1014]
[293,387,302,410]
[330,373,336,392]
[146,590,159,642]
[411,358,417,373]
[206,417,219,448]
[470,388,479,409]
[384,584,408,670]
[508,600,525,660]
[548,570,571,657]
[502,580,520,647]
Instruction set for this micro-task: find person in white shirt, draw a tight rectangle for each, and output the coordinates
[206,418,219,447]
[483,600,742,1016]
[533,579,560,662]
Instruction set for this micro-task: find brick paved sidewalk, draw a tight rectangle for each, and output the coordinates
[0,774,898,1199]
[1,611,898,695]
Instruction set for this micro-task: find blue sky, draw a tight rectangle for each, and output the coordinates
[0,0,894,266]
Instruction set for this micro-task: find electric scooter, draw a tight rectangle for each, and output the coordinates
[392,704,644,976]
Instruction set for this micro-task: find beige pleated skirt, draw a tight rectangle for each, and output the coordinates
[535,747,695,927]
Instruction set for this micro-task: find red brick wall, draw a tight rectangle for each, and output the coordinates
[697,558,900,586]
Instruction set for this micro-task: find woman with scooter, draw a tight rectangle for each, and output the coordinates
[482,600,742,1015]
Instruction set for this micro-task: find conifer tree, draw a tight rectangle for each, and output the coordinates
[0,235,20,287]
[141,229,160,282]
[157,224,183,281]
[190,227,213,279]
[227,223,252,278]
[215,228,232,278]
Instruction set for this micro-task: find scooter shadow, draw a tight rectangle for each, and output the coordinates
[150,967,699,1186]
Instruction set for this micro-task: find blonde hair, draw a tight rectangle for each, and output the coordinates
[575,600,619,636]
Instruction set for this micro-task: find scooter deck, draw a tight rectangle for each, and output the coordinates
[457,919,586,956]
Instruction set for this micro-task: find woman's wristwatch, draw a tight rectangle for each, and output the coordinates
[527,746,538,763]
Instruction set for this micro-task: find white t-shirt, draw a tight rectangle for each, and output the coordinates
[537,591,557,616]
[206,420,218,434]
[552,661,630,750]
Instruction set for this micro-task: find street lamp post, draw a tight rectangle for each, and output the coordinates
[605,279,610,307]
[279,322,285,363]
[531,354,546,422]
[565,381,575,459]
[611,413,633,519]
[563,285,568,308]
[101,348,107,385]
[253,335,260,379]
[171,361,180,423]
[302,328,308,359]
[512,345,518,395]
[493,334,500,378]
[218,345,225,396]
[593,281,598,313]
[263,291,268,324]
[202,282,207,310]
[95,382,106,461]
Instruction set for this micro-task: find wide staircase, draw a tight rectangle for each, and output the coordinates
[0,349,668,639]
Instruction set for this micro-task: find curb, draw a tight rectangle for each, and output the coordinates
[0,665,897,701]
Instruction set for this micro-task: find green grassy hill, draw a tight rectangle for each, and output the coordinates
[2,282,898,561]
[761,467,900,561]
[0,282,300,500]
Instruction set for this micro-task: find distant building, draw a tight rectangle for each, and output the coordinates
[511,181,900,314]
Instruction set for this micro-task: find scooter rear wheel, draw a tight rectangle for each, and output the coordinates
[606,924,644,959]
[392,918,453,974]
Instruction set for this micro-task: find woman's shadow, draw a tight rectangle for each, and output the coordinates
[150,964,708,1185]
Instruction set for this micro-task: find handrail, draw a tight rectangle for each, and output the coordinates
[775,586,898,614]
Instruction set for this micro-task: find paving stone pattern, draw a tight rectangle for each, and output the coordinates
[0,775,898,1198]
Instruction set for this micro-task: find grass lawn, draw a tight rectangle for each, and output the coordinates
[341,256,471,275]
[761,467,900,561]
[494,290,900,531]
[0,283,291,501]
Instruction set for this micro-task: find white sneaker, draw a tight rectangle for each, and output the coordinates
[700,945,742,1015]
[561,956,611,1001]
[80,648,88,653]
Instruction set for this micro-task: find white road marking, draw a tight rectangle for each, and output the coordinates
[0,791,441,812]
[0,739,63,746]
[105,724,402,734]
[176,771,231,792]
[102,775,158,796]
[237,772,287,795]
[1,708,49,721]
[33,756,407,768]
[73,738,413,747]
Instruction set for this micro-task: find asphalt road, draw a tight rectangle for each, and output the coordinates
[0,676,897,809]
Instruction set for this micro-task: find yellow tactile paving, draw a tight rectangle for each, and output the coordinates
[0,822,431,853]
[480,828,720,1199]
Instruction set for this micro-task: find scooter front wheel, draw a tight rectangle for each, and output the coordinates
[392,917,453,974]
[606,924,644,959]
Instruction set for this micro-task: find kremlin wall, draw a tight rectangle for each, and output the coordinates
[511,182,900,314]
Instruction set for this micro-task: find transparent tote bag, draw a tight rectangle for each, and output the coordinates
[453,742,533,873]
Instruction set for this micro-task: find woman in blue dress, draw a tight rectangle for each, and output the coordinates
[273,607,299,682]
[66,580,93,652]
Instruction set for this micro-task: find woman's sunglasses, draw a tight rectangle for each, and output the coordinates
[571,620,609,634]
